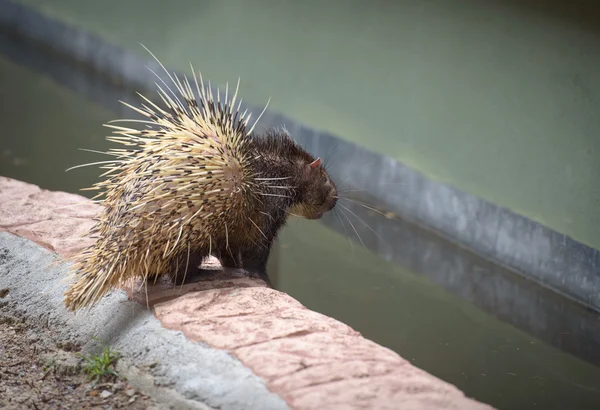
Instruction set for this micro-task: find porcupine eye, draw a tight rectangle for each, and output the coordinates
[322,172,337,211]
[314,171,330,207]
[320,170,327,184]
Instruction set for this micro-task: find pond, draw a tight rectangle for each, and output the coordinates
[1,34,599,410]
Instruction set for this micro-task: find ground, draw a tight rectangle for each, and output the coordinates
[0,302,158,410]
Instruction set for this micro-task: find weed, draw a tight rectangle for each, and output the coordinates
[43,358,56,372]
[79,345,121,381]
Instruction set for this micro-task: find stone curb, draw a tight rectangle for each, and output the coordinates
[0,232,288,410]
[0,178,494,410]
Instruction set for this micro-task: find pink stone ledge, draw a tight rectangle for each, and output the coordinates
[0,176,494,410]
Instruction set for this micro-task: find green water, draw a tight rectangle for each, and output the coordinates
[0,57,114,195]
[1,51,600,410]
[270,218,600,410]
[14,0,600,252]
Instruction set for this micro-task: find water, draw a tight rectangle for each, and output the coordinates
[1,35,600,410]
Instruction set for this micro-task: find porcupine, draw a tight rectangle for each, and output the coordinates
[63,49,338,311]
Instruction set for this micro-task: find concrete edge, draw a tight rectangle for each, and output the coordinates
[0,176,497,410]
[0,231,290,410]
[0,0,598,311]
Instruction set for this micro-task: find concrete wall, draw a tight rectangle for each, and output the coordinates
[12,0,600,252]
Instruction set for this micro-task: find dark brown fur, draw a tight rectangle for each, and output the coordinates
[173,129,337,286]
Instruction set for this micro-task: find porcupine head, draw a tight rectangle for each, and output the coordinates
[63,48,337,312]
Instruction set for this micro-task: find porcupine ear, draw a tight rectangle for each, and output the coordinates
[309,157,322,169]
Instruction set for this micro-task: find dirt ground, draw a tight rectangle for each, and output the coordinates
[0,305,158,409]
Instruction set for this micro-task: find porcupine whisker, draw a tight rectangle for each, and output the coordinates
[334,173,355,190]
[336,188,369,195]
[337,203,383,242]
[336,185,407,197]
[338,206,365,248]
[278,206,302,218]
[337,179,410,194]
[334,196,397,220]
[333,208,356,256]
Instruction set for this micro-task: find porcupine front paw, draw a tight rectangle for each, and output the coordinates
[244,264,273,288]
[219,248,273,287]
[251,270,273,288]
[219,263,273,287]
[217,251,247,278]
[221,266,250,278]
[239,249,274,288]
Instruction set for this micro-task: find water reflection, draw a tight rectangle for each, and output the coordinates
[270,212,600,409]
[321,196,600,368]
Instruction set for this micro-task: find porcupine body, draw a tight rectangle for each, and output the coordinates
[63,51,338,311]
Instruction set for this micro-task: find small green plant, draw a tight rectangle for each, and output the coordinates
[80,345,121,381]
[43,358,56,372]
